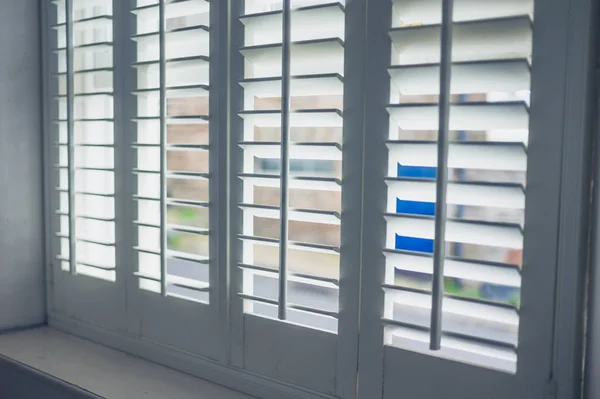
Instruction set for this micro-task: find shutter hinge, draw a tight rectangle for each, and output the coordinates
[545,378,558,399]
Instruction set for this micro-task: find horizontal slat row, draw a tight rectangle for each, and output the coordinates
[389,59,530,95]
[383,249,521,287]
[132,0,209,19]
[387,141,527,171]
[389,16,532,65]
[238,293,338,319]
[386,178,525,209]
[239,203,341,225]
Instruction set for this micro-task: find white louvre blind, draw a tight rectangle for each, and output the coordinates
[238,0,346,331]
[382,0,533,372]
[132,0,211,302]
[52,0,116,281]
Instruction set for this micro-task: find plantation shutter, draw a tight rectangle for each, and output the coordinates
[123,0,225,361]
[43,0,591,398]
[382,0,532,372]
[228,1,360,395]
[132,0,212,301]
[356,0,569,398]
[47,0,126,331]
[236,0,345,332]
[52,0,117,281]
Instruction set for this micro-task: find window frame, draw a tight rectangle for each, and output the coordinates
[40,0,596,398]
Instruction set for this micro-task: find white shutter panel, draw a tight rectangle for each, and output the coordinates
[52,0,116,281]
[132,0,211,302]
[229,1,360,395]
[237,0,345,332]
[382,0,533,373]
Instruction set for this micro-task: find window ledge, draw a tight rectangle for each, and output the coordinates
[0,327,255,399]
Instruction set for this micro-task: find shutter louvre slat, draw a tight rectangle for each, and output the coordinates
[133,84,209,97]
[389,16,532,65]
[238,263,339,287]
[240,73,343,97]
[385,178,525,209]
[387,102,529,131]
[239,141,342,160]
[238,173,342,191]
[385,213,523,249]
[239,203,341,225]
[239,109,342,127]
[239,293,338,319]
[391,0,533,25]
[387,141,527,171]
[383,249,521,287]
[239,234,339,255]
[135,272,210,292]
[56,256,115,271]
[134,247,210,264]
[389,59,530,95]
[382,285,519,326]
[132,0,209,19]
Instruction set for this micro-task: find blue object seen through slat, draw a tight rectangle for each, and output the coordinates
[395,164,436,253]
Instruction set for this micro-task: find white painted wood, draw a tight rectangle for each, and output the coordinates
[243,315,337,395]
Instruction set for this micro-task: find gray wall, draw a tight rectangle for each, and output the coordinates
[0,0,45,331]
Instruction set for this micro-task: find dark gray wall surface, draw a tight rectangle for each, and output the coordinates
[587,187,600,399]
[0,0,45,330]
[0,356,100,399]
[585,82,600,399]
